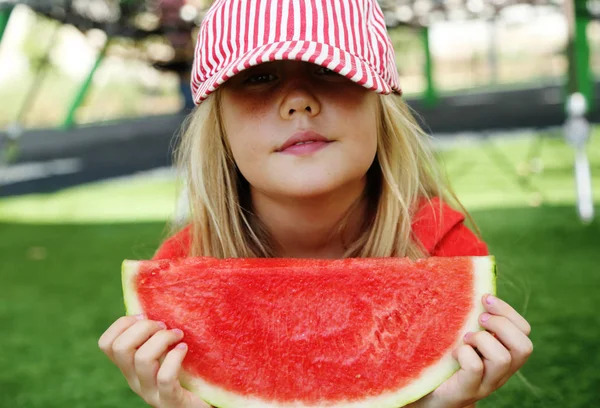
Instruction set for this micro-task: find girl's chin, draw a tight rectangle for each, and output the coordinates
[279,187,340,200]
[268,177,363,200]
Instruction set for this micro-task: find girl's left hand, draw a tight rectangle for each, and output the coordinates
[416,294,533,408]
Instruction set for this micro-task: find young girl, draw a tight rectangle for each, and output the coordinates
[99,1,533,407]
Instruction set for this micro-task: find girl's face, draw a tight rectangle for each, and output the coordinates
[221,60,379,199]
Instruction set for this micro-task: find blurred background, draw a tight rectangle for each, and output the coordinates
[0,1,599,407]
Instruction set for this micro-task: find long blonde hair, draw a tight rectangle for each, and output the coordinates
[174,90,472,259]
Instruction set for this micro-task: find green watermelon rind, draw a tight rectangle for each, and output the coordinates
[122,260,143,316]
[122,256,496,408]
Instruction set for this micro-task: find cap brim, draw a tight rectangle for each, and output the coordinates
[192,40,400,104]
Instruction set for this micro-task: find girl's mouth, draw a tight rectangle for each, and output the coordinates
[278,140,333,155]
[277,130,333,154]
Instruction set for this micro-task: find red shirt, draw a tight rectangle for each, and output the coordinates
[153,197,488,260]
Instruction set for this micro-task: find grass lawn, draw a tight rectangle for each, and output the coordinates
[1,131,599,407]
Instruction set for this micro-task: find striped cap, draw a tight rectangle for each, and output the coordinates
[191,0,401,104]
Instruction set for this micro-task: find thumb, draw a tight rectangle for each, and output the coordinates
[156,343,210,408]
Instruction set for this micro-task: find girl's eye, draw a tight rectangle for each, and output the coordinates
[244,73,277,84]
[315,66,347,82]
[315,67,337,76]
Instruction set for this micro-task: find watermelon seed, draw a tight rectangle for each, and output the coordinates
[375,331,383,346]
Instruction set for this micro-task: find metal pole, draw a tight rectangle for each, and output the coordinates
[422,26,438,107]
[565,0,594,111]
[574,2,593,110]
[0,5,13,47]
[564,93,594,223]
[62,39,109,129]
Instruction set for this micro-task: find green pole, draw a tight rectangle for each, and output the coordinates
[62,40,109,129]
[566,0,594,111]
[574,3,593,110]
[0,5,14,46]
[422,26,438,107]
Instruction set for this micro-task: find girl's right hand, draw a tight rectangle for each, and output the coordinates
[98,315,210,408]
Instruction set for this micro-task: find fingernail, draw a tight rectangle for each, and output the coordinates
[463,332,471,341]
[134,314,145,320]
[171,329,184,337]
[486,294,496,305]
[176,342,187,350]
[157,321,167,330]
[480,313,491,323]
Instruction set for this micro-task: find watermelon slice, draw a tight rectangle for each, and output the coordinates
[122,256,496,408]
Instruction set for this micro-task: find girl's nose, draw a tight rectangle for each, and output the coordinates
[279,83,321,120]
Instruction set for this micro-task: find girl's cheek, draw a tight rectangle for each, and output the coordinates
[247,98,273,118]
[222,94,271,134]
[324,84,375,112]
[226,85,278,111]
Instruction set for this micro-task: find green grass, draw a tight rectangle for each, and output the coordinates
[1,131,600,407]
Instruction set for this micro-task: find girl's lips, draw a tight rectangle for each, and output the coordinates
[278,130,331,152]
[278,140,332,155]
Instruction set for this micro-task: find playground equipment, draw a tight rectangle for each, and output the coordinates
[0,0,596,127]
[4,0,596,130]
[0,0,206,133]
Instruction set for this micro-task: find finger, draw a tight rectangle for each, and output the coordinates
[479,313,534,372]
[98,314,144,363]
[464,331,512,391]
[136,329,185,396]
[112,320,167,382]
[483,295,531,335]
[451,344,484,395]
[156,343,198,407]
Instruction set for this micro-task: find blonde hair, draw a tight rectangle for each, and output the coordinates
[174,90,473,259]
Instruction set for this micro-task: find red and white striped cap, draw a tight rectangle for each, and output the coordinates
[191,0,401,104]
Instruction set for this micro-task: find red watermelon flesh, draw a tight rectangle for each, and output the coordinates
[122,256,496,408]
